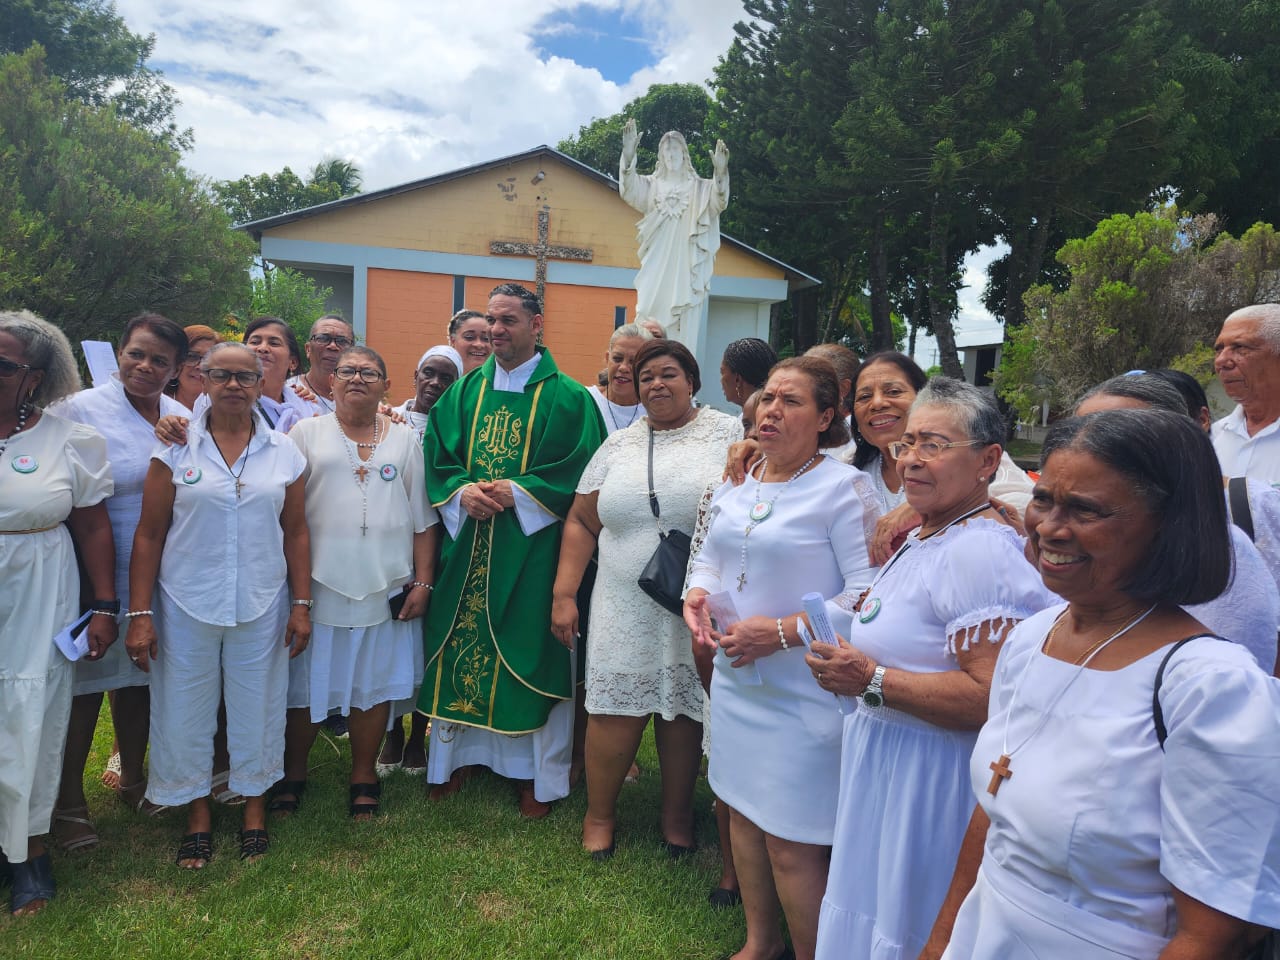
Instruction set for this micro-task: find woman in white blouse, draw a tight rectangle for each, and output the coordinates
[278,347,439,820]
[126,342,311,868]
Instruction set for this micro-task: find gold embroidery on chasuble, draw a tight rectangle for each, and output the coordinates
[473,406,524,479]
[441,522,496,718]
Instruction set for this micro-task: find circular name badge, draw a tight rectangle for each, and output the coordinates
[379,464,397,481]
[11,455,37,474]
[858,597,882,624]
[181,467,202,484]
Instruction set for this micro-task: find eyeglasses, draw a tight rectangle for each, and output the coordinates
[888,438,983,462]
[205,368,262,387]
[309,333,354,349]
[0,356,34,379]
[334,366,384,383]
[182,352,206,367]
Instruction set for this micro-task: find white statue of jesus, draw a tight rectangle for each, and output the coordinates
[619,119,730,348]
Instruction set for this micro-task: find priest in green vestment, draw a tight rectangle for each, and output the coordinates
[418,283,606,816]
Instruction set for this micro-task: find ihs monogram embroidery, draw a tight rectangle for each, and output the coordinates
[475,406,523,476]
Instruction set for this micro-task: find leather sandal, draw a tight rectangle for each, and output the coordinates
[9,852,55,915]
[118,780,169,817]
[175,832,213,869]
[267,779,306,816]
[52,805,99,853]
[238,828,269,861]
[349,782,382,818]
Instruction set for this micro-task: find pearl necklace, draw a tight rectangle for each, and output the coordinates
[737,453,820,591]
[0,401,32,459]
[336,414,384,536]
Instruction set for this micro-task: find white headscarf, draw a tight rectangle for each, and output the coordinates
[417,345,464,378]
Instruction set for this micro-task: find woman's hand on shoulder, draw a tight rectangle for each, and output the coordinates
[723,438,762,485]
[988,497,1025,536]
[805,635,875,697]
[155,415,189,447]
[871,502,921,564]
[379,404,406,425]
[291,380,317,403]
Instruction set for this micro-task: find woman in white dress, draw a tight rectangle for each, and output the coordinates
[589,323,652,436]
[51,312,190,848]
[805,378,1053,960]
[278,347,440,819]
[379,344,462,776]
[552,340,740,858]
[0,311,115,916]
[126,342,312,868]
[685,356,880,960]
[922,408,1280,960]
[447,309,492,375]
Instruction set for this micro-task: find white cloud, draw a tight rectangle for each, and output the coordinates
[114,0,747,189]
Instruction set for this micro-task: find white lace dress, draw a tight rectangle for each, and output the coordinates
[575,408,742,720]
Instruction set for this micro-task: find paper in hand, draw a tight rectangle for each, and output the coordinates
[54,609,94,662]
[704,591,762,686]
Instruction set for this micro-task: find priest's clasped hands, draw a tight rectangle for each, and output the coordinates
[461,480,516,520]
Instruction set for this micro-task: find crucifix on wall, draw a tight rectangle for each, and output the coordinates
[490,206,593,307]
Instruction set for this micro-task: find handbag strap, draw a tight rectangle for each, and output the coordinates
[647,426,661,520]
[1154,634,1220,749]
[1228,476,1255,542]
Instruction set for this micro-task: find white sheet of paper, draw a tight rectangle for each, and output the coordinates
[54,609,94,662]
[704,591,762,686]
[81,341,119,387]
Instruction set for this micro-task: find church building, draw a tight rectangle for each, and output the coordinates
[239,146,817,410]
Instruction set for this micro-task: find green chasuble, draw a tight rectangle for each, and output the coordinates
[418,349,606,733]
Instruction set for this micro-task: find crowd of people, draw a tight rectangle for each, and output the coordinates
[1,293,1279,960]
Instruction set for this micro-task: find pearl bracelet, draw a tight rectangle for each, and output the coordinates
[122,610,154,619]
[776,618,788,651]
[411,581,433,590]
[292,599,313,609]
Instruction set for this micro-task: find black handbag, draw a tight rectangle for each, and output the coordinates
[637,427,692,616]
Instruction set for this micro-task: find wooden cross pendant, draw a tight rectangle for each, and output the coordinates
[234,478,245,500]
[987,753,1012,796]
[354,464,370,483]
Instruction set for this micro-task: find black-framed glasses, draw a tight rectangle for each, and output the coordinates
[0,356,33,379]
[888,438,983,462]
[334,365,384,384]
[205,368,262,387]
[309,333,354,349]
[182,352,206,367]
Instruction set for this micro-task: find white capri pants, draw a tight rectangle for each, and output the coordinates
[146,586,289,807]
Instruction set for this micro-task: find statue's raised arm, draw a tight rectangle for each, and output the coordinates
[618,124,730,348]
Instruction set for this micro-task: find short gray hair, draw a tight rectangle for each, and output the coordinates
[1225,303,1280,352]
[202,341,263,375]
[308,314,353,338]
[0,309,82,407]
[608,322,654,349]
[911,377,1005,447]
[1076,373,1187,417]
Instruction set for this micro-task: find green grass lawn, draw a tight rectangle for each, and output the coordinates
[5,706,745,959]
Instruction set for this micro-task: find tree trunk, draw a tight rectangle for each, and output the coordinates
[1004,209,1053,328]
[870,214,893,351]
[928,201,965,379]
[793,286,820,352]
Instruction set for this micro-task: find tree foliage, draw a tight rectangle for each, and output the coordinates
[211,157,365,225]
[226,266,334,347]
[0,0,191,150]
[557,83,715,178]
[994,208,1280,419]
[0,47,253,345]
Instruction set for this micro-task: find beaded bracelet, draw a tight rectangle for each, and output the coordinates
[776,618,788,651]
[411,581,434,590]
[122,610,154,619]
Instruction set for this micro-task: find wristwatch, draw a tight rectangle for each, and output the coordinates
[861,665,886,707]
[291,599,314,609]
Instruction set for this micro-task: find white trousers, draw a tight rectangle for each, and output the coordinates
[146,587,289,806]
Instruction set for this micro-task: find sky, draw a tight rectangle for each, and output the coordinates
[114,0,1003,355]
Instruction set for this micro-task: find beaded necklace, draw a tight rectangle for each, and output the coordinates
[736,453,820,591]
[336,413,384,536]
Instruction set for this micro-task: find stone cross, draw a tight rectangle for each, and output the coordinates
[490,206,593,306]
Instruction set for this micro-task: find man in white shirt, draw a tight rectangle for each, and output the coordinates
[287,315,354,414]
[1211,304,1280,486]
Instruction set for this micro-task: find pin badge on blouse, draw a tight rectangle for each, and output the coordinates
[858,598,882,623]
[379,464,397,481]
[11,455,37,473]
[181,467,202,484]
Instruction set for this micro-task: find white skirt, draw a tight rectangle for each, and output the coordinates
[708,647,844,844]
[816,703,979,960]
[389,617,426,722]
[287,617,417,723]
[73,618,149,696]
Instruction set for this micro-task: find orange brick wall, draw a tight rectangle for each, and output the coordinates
[365,269,453,399]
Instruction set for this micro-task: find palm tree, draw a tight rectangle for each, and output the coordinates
[309,157,363,196]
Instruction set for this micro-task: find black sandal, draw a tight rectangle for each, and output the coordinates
[267,779,306,816]
[175,832,213,868]
[348,781,382,818]
[238,828,269,861]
